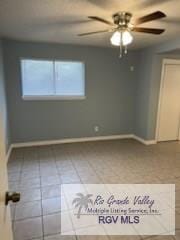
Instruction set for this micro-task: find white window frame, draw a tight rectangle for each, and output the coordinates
[20,58,86,101]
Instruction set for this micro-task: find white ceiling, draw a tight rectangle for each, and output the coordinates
[0,0,180,49]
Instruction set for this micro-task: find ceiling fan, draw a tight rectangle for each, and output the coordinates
[78,11,166,57]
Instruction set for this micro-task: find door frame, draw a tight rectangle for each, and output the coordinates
[155,58,180,142]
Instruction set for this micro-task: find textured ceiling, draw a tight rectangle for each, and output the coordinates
[0,0,180,49]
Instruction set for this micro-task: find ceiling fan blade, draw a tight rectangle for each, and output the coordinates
[135,11,166,25]
[132,27,165,34]
[78,29,110,36]
[88,16,114,26]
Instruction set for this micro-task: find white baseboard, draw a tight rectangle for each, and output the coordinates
[133,135,157,145]
[6,145,13,163]
[12,134,134,148]
[6,134,156,161]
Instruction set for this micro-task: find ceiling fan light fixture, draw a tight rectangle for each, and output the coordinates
[80,11,166,58]
[122,30,133,45]
[110,30,133,46]
[110,31,121,46]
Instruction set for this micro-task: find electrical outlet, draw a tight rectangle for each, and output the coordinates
[130,66,134,72]
[94,126,99,132]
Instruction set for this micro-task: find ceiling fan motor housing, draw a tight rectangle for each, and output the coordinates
[113,12,132,27]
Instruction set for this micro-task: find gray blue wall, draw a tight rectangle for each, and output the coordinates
[0,40,10,151]
[3,40,140,143]
[134,37,180,140]
[134,49,154,140]
[3,38,180,144]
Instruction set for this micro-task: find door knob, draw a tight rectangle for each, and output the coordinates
[5,191,20,205]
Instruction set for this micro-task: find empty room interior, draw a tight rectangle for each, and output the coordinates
[0,1,180,240]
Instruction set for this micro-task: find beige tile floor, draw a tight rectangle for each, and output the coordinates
[7,139,180,240]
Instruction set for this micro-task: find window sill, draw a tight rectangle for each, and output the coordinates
[22,95,86,101]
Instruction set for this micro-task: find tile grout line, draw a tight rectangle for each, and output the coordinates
[11,149,25,237]
[38,146,45,240]
[50,145,64,237]
[52,145,79,239]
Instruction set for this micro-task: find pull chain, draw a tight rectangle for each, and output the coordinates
[119,43,122,58]
[124,45,127,54]
[119,32,123,58]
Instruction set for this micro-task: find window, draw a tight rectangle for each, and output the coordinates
[21,59,85,100]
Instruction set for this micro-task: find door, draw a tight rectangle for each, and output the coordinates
[0,116,13,240]
[158,64,180,141]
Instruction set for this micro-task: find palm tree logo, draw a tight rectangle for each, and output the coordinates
[72,193,93,218]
